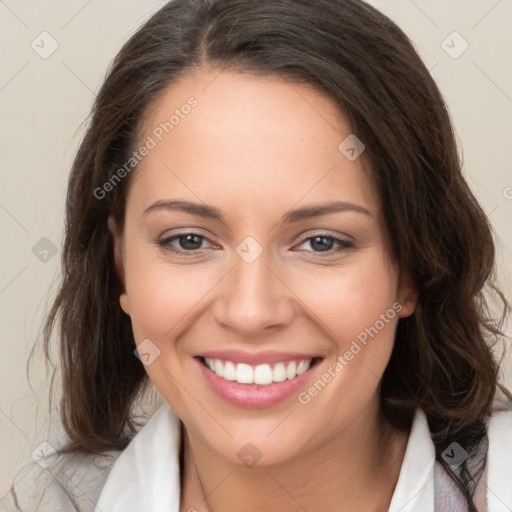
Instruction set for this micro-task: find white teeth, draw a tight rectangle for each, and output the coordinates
[204,357,314,385]
[214,359,224,378]
[236,363,254,384]
[296,359,311,375]
[254,364,273,385]
[272,362,287,382]
[223,361,236,381]
[286,361,297,379]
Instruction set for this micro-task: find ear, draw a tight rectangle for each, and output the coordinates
[108,216,130,316]
[395,269,418,318]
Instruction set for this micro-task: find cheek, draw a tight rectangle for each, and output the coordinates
[291,256,400,352]
[123,247,211,343]
[124,238,400,359]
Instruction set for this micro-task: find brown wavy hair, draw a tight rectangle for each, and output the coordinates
[39,0,511,509]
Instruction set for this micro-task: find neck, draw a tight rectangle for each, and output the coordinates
[179,400,410,512]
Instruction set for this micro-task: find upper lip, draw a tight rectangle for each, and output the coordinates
[196,350,321,366]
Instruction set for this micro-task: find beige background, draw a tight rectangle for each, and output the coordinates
[1,0,511,498]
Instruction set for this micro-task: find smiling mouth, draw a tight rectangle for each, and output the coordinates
[197,356,323,386]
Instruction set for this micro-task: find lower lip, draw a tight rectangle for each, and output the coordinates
[195,358,320,409]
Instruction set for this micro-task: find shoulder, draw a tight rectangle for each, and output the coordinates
[487,403,512,431]
[433,405,512,512]
[486,402,512,463]
[485,405,512,511]
[1,450,120,512]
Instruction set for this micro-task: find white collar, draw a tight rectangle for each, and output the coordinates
[388,409,435,511]
[95,402,435,512]
[96,401,182,512]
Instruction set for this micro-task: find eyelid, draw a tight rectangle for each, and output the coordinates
[159,227,219,244]
[157,229,354,256]
[158,231,219,251]
[293,232,354,252]
[295,229,354,243]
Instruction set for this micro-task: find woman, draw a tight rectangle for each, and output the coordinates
[5,0,512,510]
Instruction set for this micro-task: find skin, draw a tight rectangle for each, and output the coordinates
[110,67,419,512]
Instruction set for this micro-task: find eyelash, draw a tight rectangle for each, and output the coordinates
[157,232,354,257]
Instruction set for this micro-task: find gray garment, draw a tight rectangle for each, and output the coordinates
[0,415,496,511]
[434,434,489,511]
[1,451,119,512]
[2,444,489,512]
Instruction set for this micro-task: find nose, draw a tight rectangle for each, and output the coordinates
[211,249,295,338]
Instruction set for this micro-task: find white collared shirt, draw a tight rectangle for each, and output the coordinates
[94,401,512,512]
[3,400,510,511]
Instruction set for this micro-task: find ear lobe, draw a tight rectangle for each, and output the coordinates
[108,216,130,316]
[396,270,419,318]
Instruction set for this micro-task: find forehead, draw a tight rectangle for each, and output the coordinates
[129,68,380,224]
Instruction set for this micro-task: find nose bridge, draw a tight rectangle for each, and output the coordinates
[213,243,293,335]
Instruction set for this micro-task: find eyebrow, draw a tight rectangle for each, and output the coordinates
[143,199,372,223]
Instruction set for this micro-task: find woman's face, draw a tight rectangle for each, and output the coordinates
[111,68,417,466]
